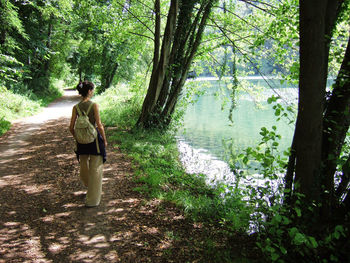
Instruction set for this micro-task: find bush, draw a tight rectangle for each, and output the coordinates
[0,80,62,136]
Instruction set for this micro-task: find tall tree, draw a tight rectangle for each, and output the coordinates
[0,0,27,85]
[67,0,147,89]
[286,0,350,226]
[137,0,218,129]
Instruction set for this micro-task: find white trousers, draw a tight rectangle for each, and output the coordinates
[79,155,103,206]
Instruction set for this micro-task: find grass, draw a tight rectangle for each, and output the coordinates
[94,82,144,129]
[0,80,63,136]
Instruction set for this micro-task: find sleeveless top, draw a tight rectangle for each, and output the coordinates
[74,100,106,163]
[76,100,96,125]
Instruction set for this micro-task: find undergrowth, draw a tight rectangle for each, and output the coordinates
[0,80,63,136]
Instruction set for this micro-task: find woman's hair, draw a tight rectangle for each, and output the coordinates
[76,81,94,97]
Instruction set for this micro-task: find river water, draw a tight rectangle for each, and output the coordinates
[176,77,297,186]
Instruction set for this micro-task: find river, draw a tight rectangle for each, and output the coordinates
[176,77,297,186]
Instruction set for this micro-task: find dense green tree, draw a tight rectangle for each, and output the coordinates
[0,0,27,85]
[66,0,149,90]
[0,0,75,95]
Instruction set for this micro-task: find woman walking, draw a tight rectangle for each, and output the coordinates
[69,81,107,207]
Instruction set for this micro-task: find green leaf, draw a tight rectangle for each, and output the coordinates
[334,231,340,239]
[274,214,282,223]
[288,227,298,238]
[271,252,279,261]
[279,246,287,255]
[294,233,307,245]
[308,236,318,248]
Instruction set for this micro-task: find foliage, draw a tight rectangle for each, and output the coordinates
[0,117,11,136]
[0,88,40,136]
[0,80,62,136]
[66,0,151,90]
[0,0,27,83]
[108,126,253,229]
[94,74,147,129]
[224,118,349,262]
[255,205,349,263]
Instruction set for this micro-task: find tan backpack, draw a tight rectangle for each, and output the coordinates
[74,103,97,144]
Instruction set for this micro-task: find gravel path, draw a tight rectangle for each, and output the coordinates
[0,91,213,263]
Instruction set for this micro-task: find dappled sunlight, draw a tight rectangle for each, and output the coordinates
[48,242,66,254]
[82,234,109,248]
[0,223,47,262]
[0,91,212,262]
[106,207,124,214]
[23,184,53,194]
[40,215,55,223]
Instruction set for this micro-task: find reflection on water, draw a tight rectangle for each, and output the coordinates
[177,78,297,183]
[176,138,234,185]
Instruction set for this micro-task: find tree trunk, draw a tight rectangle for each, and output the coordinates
[285,0,350,228]
[155,1,205,120]
[293,0,328,207]
[336,153,350,202]
[160,1,213,122]
[100,62,119,92]
[322,34,350,208]
[285,0,344,209]
[0,30,5,45]
[153,0,160,71]
[137,0,179,128]
[319,0,346,219]
[284,136,296,205]
[43,19,53,74]
[137,0,216,129]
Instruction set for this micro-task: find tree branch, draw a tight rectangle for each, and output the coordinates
[238,0,274,15]
[128,31,154,41]
[114,1,154,35]
[208,16,293,107]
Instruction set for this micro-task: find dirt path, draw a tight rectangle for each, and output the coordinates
[0,91,213,263]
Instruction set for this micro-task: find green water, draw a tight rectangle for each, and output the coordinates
[179,78,297,160]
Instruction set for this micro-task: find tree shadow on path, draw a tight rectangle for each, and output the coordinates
[0,114,218,262]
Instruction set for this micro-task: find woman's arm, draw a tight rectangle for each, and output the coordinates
[93,103,108,147]
[69,106,77,138]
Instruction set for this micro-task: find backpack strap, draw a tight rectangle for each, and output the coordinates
[86,103,94,115]
[75,104,84,116]
[76,103,94,116]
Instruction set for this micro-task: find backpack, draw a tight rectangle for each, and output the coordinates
[74,103,97,144]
